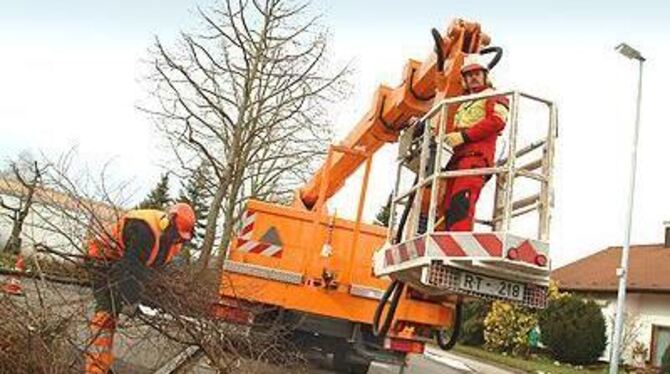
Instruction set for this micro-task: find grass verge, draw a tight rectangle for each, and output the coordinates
[453,344,615,373]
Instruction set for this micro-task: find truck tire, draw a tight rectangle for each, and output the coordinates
[350,362,371,374]
[333,347,371,374]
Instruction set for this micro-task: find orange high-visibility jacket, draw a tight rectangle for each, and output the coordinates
[88,209,183,267]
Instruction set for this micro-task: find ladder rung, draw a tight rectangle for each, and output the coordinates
[496,193,540,214]
[513,193,541,210]
[497,139,546,166]
[519,158,543,172]
[516,169,547,182]
[492,202,539,223]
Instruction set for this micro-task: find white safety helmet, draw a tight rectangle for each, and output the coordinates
[460,55,489,76]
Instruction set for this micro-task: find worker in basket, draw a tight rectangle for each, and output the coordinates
[84,202,195,374]
[440,55,509,231]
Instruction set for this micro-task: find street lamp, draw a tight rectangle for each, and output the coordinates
[609,43,645,374]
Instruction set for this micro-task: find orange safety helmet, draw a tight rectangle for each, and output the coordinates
[168,202,196,241]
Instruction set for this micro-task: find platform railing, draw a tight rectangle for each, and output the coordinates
[387,90,558,244]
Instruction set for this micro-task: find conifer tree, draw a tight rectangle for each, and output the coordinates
[178,163,211,248]
[374,194,393,226]
[137,173,172,210]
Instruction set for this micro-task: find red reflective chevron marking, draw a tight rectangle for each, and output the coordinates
[240,224,254,237]
[397,244,410,262]
[249,242,271,254]
[415,238,426,256]
[385,249,395,266]
[473,233,503,256]
[235,209,283,258]
[432,234,467,256]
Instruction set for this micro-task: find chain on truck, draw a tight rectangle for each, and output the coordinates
[213,18,558,373]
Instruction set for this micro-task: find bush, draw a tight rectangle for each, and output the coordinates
[460,300,489,346]
[484,301,537,355]
[662,344,670,373]
[538,295,606,365]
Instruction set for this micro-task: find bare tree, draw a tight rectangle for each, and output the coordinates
[0,149,307,373]
[141,0,350,270]
[0,155,45,253]
[608,311,643,364]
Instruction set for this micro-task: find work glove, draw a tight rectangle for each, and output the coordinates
[445,132,465,147]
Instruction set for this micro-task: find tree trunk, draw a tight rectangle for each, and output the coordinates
[197,182,226,270]
[212,180,242,270]
[3,222,23,253]
[2,177,36,253]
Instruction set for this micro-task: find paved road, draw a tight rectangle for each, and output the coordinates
[298,345,516,374]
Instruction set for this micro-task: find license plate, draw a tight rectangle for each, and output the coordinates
[459,272,525,301]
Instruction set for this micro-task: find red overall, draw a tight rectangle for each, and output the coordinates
[443,88,508,231]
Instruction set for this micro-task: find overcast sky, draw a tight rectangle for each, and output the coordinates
[1,0,669,267]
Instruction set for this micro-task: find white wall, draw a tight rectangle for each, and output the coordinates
[638,294,670,365]
[0,192,86,257]
[592,292,670,365]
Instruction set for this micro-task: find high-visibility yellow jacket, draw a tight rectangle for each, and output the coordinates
[452,87,509,166]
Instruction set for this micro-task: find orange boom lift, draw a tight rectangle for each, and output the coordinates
[217,18,557,372]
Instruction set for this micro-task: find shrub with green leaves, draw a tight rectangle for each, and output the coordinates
[484,301,537,355]
[459,300,489,346]
[538,295,606,364]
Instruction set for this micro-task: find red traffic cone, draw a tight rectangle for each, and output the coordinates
[3,256,25,296]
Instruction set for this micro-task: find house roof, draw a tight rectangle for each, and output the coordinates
[552,244,670,294]
[0,177,123,223]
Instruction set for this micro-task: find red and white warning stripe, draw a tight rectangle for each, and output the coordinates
[430,233,504,258]
[235,210,283,258]
[384,237,427,267]
[239,209,256,240]
[383,232,547,267]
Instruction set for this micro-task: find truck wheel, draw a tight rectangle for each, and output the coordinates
[333,347,371,373]
[349,362,371,374]
[436,298,462,351]
[332,348,350,372]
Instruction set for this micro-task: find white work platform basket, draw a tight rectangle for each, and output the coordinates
[375,90,558,309]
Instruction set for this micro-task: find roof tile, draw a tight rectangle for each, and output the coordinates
[552,244,670,293]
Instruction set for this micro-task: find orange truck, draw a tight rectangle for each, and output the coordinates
[215,18,556,373]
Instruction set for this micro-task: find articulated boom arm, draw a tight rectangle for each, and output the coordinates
[297,19,491,210]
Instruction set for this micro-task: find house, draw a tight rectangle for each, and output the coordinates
[552,223,670,367]
[0,177,122,256]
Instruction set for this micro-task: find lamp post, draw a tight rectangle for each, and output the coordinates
[609,43,645,374]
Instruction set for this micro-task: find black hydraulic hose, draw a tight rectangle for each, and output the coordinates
[436,298,463,351]
[372,280,405,337]
[479,46,503,70]
[373,117,435,338]
[395,174,419,244]
[372,172,421,337]
[431,28,445,72]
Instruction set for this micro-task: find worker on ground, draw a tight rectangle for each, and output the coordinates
[441,55,509,231]
[84,202,195,374]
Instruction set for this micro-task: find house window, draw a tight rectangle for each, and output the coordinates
[651,325,670,367]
